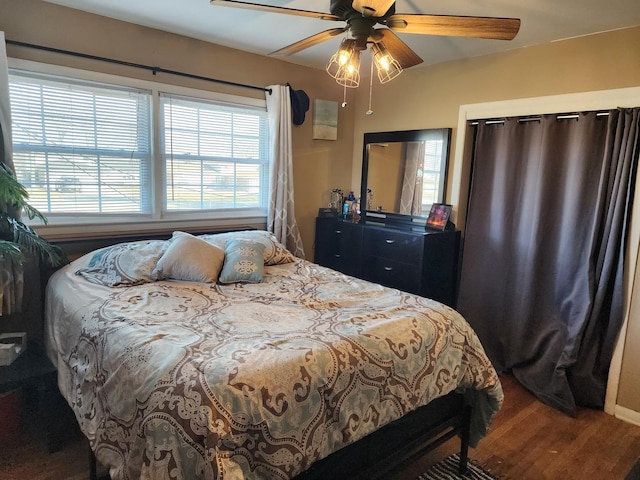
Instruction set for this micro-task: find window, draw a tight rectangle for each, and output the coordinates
[10,71,152,214]
[421,138,445,209]
[8,64,269,228]
[160,94,269,212]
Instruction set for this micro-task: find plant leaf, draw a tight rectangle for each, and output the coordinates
[9,218,69,268]
[23,203,48,224]
[0,164,68,268]
[0,239,24,264]
[0,163,29,211]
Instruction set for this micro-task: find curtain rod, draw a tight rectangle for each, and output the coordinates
[470,112,610,125]
[5,39,272,95]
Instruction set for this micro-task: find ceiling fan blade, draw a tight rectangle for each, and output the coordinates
[388,14,521,40]
[209,0,340,21]
[351,0,395,17]
[376,29,423,69]
[270,28,348,56]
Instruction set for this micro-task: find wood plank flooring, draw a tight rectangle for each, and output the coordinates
[1,374,639,479]
[392,375,640,480]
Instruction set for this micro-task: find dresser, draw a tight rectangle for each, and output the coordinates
[315,216,461,307]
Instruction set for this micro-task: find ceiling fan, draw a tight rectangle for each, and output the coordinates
[209,0,521,71]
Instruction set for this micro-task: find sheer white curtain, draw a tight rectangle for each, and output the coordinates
[0,31,24,315]
[0,32,14,173]
[265,85,305,258]
[399,141,424,215]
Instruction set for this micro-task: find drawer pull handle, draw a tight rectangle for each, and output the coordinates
[384,266,393,271]
[335,230,342,234]
[385,239,395,244]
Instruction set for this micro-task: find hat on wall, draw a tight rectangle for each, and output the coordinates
[288,83,310,126]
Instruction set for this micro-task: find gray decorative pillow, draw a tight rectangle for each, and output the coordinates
[200,230,296,265]
[218,239,265,284]
[76,240,167,287]
[153,231,225,283]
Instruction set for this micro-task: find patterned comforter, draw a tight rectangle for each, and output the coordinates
[45,248,502,480]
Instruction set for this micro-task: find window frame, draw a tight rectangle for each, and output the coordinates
[8,58,269,239]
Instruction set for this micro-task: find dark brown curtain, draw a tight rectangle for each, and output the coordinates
[458,108,640,415]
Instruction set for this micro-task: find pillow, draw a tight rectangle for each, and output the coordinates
[75,240,167,287]
[153,231,225,283]
[200,230,296,265]
[218,239,265,284]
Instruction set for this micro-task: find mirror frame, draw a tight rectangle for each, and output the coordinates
[360,128,452,221]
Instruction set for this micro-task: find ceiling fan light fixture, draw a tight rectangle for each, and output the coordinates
[326,38,357,79]
[335,50,361,88]
[371,42,403,83]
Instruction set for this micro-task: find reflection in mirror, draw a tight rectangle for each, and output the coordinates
[360,128,451,217]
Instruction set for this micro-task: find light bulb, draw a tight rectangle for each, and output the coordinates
[371,42,403,84]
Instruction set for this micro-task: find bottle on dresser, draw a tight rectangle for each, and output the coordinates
[342,192,356,217]
[345,191,356,216]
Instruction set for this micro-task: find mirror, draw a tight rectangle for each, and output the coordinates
[360,128,451,219]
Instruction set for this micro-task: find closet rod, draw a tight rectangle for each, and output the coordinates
[470,112,610,125]
[5,39,272,95]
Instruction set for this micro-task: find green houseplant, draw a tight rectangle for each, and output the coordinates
[0,162,68,315]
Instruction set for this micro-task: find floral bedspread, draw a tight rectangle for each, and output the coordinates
[46,256,502,480]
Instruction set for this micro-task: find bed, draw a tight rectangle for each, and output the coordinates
[44,229,502,480]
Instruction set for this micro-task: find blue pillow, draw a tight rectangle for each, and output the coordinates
[219,239,266,284]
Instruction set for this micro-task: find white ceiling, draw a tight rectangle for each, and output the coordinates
[44,0,640,71]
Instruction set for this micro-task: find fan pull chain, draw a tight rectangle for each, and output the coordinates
[366,59,374,115]
[342,84,347,108]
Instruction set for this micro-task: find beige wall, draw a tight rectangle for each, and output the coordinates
[0,0,358,260]
[367,142,403,212]
[350,26,640,200]
[2,0,639,414]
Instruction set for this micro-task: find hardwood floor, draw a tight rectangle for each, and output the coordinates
[393,375,640,480]
[1,375,639,479]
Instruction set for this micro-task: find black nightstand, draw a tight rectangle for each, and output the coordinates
[0,343,68,453]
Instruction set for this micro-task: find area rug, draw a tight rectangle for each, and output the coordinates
[417,454,500,480]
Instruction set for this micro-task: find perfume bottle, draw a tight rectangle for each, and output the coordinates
[345,191,356,218]
[330,188,343,211]
[346,191,356,206]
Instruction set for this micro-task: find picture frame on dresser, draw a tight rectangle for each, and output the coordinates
[426,203,452,231]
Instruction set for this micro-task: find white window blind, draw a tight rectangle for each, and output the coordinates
[160,93,269,212]
[421,138,444,207]
[9,71,151,214]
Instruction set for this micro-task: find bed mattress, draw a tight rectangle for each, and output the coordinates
[45,234,502,480]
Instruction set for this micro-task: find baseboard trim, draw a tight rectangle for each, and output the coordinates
[615,404,640,427]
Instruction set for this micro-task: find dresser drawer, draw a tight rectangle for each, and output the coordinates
[362,255,422,294]
[315,218,363,277]
[363,228,424,264]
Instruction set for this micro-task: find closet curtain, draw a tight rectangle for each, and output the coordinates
[265,85,305,258]
[458,108,640,415]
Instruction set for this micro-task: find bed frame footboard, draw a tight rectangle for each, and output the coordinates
[295,391,471,480]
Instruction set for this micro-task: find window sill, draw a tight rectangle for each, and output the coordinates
[30,211,267,242]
